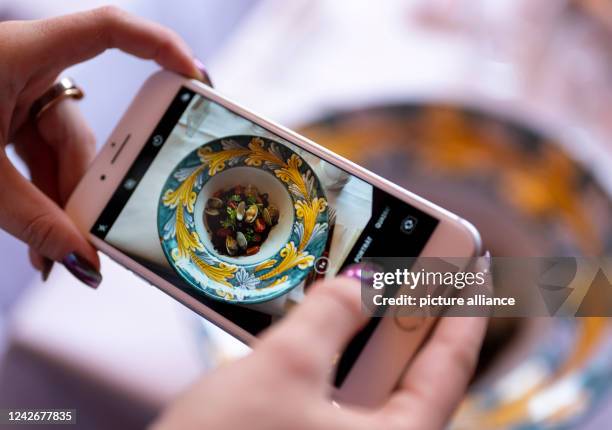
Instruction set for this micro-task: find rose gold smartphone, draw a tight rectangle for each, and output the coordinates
[66,71,482,407]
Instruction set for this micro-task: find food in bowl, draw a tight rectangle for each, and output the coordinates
[204,184,280,257]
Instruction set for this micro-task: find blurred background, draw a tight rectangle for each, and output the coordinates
[3,0,612,428]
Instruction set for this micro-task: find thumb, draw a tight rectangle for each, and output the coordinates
[260,276,368,387]
[0,151,101,287]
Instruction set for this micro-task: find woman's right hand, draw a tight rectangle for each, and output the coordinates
[154,277,486,430]
[0,7,205,287]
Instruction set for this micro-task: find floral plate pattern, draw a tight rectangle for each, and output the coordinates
[157,135,329,304]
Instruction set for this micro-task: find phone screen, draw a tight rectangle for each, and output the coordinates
[92,87,439,385]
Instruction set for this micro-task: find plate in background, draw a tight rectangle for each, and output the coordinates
[299,103,612,429]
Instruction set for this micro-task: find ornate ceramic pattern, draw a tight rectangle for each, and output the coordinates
[158,135,329,303]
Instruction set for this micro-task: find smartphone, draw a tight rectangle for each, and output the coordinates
[66,71,482,407]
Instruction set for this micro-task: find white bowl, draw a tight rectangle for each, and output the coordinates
[194,166,295,265]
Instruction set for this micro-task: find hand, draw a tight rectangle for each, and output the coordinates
[0,7,205,287]
[154,278,487,430]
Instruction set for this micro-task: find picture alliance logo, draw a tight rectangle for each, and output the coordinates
[359,257,612,317]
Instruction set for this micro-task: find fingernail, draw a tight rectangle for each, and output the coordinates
[193,58,213,87]
[61,253,102,289]
[340,263,380,282]
[41,258,54,282]
[341,264,364,281]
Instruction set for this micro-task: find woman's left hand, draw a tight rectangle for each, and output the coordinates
[0,7,205,286]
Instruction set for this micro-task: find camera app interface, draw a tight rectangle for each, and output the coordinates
[92,88,438,356]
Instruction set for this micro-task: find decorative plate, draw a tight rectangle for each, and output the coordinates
[158,135,329,304]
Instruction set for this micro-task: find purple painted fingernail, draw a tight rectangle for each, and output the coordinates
[41,258,54,282]
[341,264,364,281]
[194,57,213,87]
[341,263,380,282]
[61,253,102,288]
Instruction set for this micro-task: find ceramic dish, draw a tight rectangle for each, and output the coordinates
[158,135,329,304]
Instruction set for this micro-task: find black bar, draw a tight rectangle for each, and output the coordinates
[333,188,439,387]
[92,89,195,239]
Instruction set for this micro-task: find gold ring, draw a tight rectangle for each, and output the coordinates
[30,77,84,120]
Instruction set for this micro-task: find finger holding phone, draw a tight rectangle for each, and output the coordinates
[154,278,486,430]
[0,6,204,285]
[0,8,486,429]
